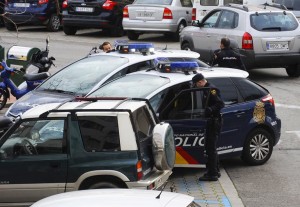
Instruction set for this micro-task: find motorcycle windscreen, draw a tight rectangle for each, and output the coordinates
[159,88,210,167]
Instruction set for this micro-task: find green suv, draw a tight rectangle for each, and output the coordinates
[0,98,175,206]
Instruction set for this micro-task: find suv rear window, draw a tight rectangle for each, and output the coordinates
[250,12,298,31]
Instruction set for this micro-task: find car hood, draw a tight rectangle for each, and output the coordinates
[5,90,75,118]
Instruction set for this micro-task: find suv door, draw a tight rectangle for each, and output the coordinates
[0,119,67,203]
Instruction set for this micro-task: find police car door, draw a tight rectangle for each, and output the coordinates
[159,88,208,167]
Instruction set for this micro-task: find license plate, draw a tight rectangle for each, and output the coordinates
[75,7,94,12]
[137,11,154,18]
[266,42,289,50]
[14,3,30,7]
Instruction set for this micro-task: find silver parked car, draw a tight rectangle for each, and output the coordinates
[180,3,300,77]
[123,0,193,41]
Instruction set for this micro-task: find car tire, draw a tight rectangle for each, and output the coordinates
[286,65,300,77]
[63,26,77,35]
[171,21,186,41]
[0,88,8,110]
[127,30,139,40]
[242,128,274,166]
[181,42,192,51]
[88,181,121,189]
[152,123,176,171]
[47,14,61,32]
[4,21,16,31]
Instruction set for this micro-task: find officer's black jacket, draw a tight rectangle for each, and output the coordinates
[212,48,246,70]
[203,82,225,118]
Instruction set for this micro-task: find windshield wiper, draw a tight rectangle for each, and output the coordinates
[43,88,76,95]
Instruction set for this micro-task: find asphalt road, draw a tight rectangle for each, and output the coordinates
[1,26,300,207]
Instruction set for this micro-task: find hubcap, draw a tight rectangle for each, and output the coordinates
[250,133,270,161]
[52,16,60,30]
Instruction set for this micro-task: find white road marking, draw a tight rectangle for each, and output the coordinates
[276,103,300,109]
[286,131,300,138]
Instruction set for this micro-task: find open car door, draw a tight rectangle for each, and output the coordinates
[159,87,213,167]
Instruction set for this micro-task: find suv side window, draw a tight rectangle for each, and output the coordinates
[203,10,222,28]
[200,0,218,6]
[217,10,238,29]
[0,119,65,159]
[209,78,239,105]
[181,0,193,7]
[232,78,268,102]
[78,116,120,152]
[132,106,155,139]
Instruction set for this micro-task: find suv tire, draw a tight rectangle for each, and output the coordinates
[127,30,139,40]
[171,21,186,41]
[63,26,77,35]
[242,128,273,165]
[47,14,61,32]
[181,42,192,51]
[152,123,175,171]
[286,65,300,77]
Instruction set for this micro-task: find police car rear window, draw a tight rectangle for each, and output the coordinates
[89,74,170,98]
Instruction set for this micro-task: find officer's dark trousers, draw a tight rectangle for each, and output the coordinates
[205,118,221,176]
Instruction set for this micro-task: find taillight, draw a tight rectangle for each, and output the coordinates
[123,6,129,18]
[242,32,253,50]
[136,160,143,180]
[192,8,196,21]
[102,0,117,10]
[62,0,68,9]
[38,0,48,5]
[163,8,172,19]
[262,94,275,106]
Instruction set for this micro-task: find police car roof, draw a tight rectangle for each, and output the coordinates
[21,99,148,119]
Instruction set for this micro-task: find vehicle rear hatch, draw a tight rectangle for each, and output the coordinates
[66,0,107,16]
[249,11,300,53]
[127,0,173,21]
[6,0,42,12]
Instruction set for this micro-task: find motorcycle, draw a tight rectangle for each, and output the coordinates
[0,61,50,110]
[25,37,56,74]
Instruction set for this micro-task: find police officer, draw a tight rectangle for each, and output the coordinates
[212,37,246,71]
[100,41,113,53]
[192,73,225,181]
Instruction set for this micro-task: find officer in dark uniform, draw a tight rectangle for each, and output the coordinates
[192,73,225,181]
[212,37,246,71]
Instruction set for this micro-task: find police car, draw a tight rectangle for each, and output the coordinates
[4,42,203,119]
[86,61,282,167]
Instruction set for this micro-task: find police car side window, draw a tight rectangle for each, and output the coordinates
[232,78,268,102]
[132,106,155,139]
[78,116,120,152]
[208,78,238,105]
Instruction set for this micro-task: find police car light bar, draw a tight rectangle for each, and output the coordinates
[115,41,155,55]
[157,61,199,74]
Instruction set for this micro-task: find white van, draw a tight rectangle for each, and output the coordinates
[274,0,300,20]
[192,0,273,21]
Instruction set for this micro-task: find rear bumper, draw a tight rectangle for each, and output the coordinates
[241,50,300,69]
[126,170,172,190]
[123,19,178,33]
[62,15,114,29]
[4,13,49,24]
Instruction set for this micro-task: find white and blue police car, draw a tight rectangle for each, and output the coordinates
[4,42,203,119]
[87,60,282,167]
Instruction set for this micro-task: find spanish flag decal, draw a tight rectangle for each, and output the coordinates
[175,147,199,164]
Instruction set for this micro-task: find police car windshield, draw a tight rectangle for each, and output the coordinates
[88,74,170,98]
[38,56,129,95]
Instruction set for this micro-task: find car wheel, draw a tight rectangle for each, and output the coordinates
[47,14,61,32]
[242,128,274,166]
[172,21,186,41]
[286,65,300,77]
[4,21,16,31]
[127,30,139,40]
[152,123,176,171]
[181,42,192,51]
[88,182,121,189]
[63,26,77,35]
[0,89,8,110]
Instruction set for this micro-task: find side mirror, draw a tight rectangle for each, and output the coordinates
[192,20,202,27]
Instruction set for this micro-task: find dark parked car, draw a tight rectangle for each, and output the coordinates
[3,0,62,31]
[61,0,133,36]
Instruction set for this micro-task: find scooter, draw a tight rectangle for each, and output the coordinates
[25,37,56,74]
[0,61,50,110]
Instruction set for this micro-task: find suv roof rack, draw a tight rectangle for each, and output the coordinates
[225,3,249,12]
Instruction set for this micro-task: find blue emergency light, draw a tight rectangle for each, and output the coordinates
[156,60,199,74]
[114,40,154,55]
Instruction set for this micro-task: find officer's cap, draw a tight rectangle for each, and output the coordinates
[192,73,205,83]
